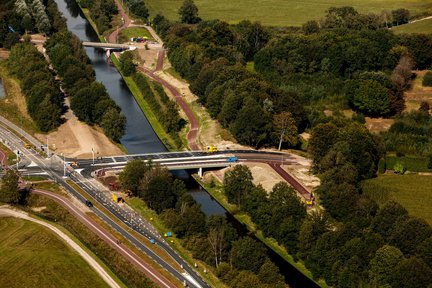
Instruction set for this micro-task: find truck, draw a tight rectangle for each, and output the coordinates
[164,231,173,237]
[206,146,218,153]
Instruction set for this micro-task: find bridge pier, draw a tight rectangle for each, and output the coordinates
[198,167,203,178]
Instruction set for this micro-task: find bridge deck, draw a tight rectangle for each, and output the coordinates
[82,42,133,50]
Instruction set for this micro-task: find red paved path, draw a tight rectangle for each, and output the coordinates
[106,3,312,199]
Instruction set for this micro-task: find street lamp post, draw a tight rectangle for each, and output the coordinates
[46,136,49,158]
[62,153,66,177]
[92,148,95,165]
[16,150,19,170]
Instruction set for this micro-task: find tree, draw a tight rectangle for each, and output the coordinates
[391,257,432,288]
[230,237,267,272]
[390,217,432,255]
[416,237,432,268]
[308,122,339,169]
[0,170,20,203]
[3,32,20,49]
[298,210,332,259]
[391,8,409,25]
[101,108,126,142]
[178,0,201,24]
[175,202,206,237]
[371,201,408,241]
[419,101,430,116]
[423,71,432,87]
[274,111,297,150]
[223,165,254,208]
[229,270,263,288]
[353,80,391,116]
[302,20,320,34]
[139,166,176,214]
[257,260,286,287]
[368,245,404,286]
[119,160,148,196]
[128,0,149,20]
[119,51,136,76]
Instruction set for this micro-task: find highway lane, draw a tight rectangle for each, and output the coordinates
[32,189,176,288]
[67,172,208,288]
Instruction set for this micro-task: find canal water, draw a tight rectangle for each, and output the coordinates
[55,1,318,287]
[57,0,165,154]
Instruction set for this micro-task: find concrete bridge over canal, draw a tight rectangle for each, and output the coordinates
[82,42,136,51]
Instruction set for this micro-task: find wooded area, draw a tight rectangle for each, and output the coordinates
[119,160,287,287]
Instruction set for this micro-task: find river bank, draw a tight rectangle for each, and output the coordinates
[195,175,327,287]
[68,1,324,287]
[77,5,182,151]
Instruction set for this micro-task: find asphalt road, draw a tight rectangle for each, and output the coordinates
[0,122,208,288]
[32,189,176,288]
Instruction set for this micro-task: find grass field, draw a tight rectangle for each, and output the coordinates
[118,27,155,43]
[392,18,432,34]
[0,217,109,288]
[384,155,432,172]
[362,174,432,225]
[145,0,432,26]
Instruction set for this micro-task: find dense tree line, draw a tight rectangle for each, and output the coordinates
[153,16,307,148]
[118,52,184,147]
[78,0,118,34]
[306,117,432,286]
[384,109,432,157]
[221,116,432,287]
[119,160,287,287]
[0,0,65,48]
[7,43,63,131]
[153,6,432,148]
[254,7,432,120]
[134,75,179,137]
[45,31,126,142]
[224,165,307,257]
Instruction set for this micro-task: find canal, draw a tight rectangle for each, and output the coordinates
[54,1,318,287]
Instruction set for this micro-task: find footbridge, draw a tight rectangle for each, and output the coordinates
[82,42,136,51]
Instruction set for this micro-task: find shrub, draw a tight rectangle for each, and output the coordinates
[378,158,386,174]
[394,161,406,174]
[423,71,432,87]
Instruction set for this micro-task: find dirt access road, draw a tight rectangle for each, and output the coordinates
[0,205,120,288]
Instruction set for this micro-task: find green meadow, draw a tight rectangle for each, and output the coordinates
[393,17,432,34]
[363,174,432,225]
[0,218,109,288]
[145,0,432,26]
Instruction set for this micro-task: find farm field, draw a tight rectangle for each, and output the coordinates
[0,217,109,288]
[392,17,432,34]
[145,0,432,26]
[362,174,432,225]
